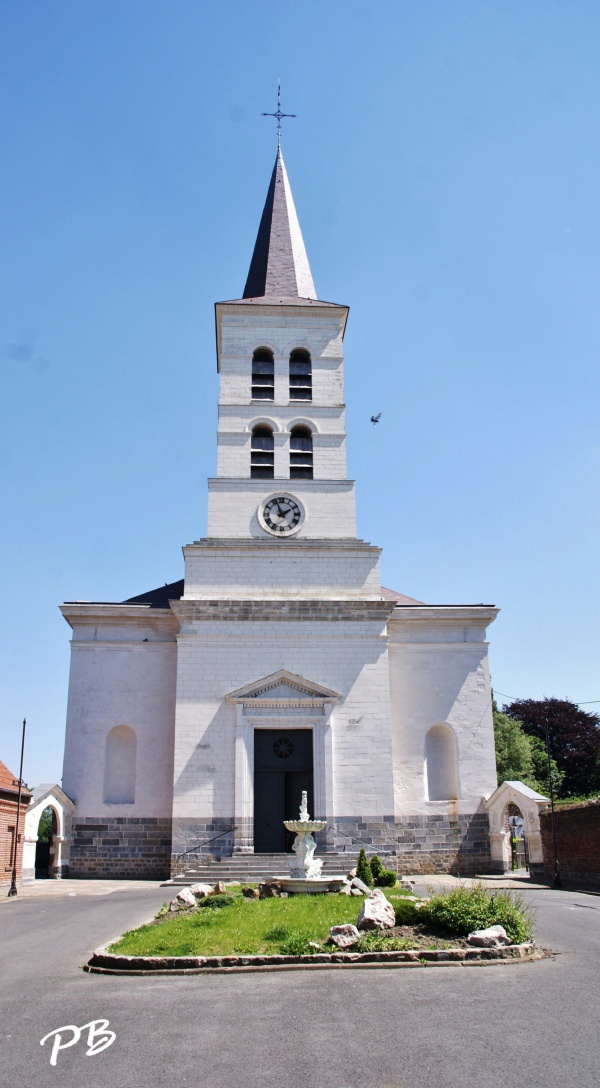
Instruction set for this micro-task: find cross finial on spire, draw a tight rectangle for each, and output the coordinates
[261,81,296,145]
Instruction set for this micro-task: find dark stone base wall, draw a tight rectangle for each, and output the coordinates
[70,817,172,880]
[67,813,491,879]
[171,817,237,874]
[326,813,492,875]
[171,812,491,876]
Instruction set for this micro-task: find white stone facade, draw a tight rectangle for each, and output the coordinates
[59,149,499,878]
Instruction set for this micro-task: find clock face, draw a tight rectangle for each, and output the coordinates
[260,495,303,536]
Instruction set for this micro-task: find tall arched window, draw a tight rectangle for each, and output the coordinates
[251,425,274,478]
[103,725,137,804]
[289,349,312,401]
[425,724,459,801]
[290,426,313,480]
[252,348,274,400]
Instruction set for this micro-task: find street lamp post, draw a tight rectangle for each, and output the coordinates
[7,718,26,898]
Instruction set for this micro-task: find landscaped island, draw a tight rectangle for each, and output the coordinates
[108,881,534,960]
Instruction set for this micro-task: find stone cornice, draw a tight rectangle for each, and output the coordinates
[207,477,356,491]
[185,536,380,554]
[60,603,179,632]
[388,605,499,626]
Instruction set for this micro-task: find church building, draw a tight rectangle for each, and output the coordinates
[60,143,499,879]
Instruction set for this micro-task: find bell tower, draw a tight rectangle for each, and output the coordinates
[208,147,357,541]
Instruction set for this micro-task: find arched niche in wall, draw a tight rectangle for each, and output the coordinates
[425,724,459,801]
[103,725,137,804]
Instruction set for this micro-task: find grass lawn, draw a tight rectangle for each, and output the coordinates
[109,890,405,957]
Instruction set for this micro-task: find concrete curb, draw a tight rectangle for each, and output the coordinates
[84,942,541,975]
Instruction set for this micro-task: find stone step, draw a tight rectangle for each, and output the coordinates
[168,853,360,885]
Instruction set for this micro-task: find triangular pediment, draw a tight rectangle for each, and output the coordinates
[226,669,340,703]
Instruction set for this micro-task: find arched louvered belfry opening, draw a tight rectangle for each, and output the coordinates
[252,348,275,400]
[289,349,312,401]
[290,426,313,479]
[251,425,275,478]
[103,725,137,804]
[425,724,459,801]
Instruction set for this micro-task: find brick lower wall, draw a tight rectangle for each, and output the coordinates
[540,800,600,886]
[0,792,31,886]
[70,817,172,880]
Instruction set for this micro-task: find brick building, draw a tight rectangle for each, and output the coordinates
[0,760,31,886]
[60,143,499,880]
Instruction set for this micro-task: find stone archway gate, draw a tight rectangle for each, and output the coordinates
[22,784,75,882]
[485,780,548,875]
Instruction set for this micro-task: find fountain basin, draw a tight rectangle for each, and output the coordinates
[283,819,327,834]
[275,875,348,895]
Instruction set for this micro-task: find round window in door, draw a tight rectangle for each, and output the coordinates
[273,737,294,760]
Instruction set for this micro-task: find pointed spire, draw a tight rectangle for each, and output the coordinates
[243,147,317,300]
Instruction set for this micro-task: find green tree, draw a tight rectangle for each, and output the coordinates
[493,708,533,784]
[504,698,600,798]
[528,736,564,797]
[493,706,562,796]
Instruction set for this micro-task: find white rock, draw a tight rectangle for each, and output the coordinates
[350,888,363,896]
[330,924,361,949]
[357,888,396,930]
[339,883,352,896]
[351,877,372,895]
[467,925,511,947]
[176,887,197,907]
[189,882,214,899]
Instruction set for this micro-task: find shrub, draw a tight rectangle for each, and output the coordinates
[393,899,419,926]
[200,894,235,910]
[370,854,383,881]
[418,884,534,944]
[278,933,317,956]
[356,848,373,887]
[483,892,534,944]
[370,853,396,887]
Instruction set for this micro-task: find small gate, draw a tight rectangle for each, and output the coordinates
[508,812,529,871]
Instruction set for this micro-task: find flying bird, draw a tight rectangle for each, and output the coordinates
[370,413,381,425]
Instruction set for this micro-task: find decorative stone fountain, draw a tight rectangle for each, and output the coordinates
[276,791,347,894]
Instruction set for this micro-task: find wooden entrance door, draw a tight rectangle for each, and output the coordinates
[254,729,314,853]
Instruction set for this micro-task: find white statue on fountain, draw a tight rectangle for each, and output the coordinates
[284,791,327,879]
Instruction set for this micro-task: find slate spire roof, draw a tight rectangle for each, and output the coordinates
[243,147,317,301]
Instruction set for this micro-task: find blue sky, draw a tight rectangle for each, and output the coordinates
[1,1,599,785]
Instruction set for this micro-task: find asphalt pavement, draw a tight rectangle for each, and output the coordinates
[1,879,599,1088]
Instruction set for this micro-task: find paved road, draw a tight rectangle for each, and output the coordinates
[1,882,599,1088]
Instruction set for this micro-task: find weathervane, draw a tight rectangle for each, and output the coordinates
[262,81,296,144]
